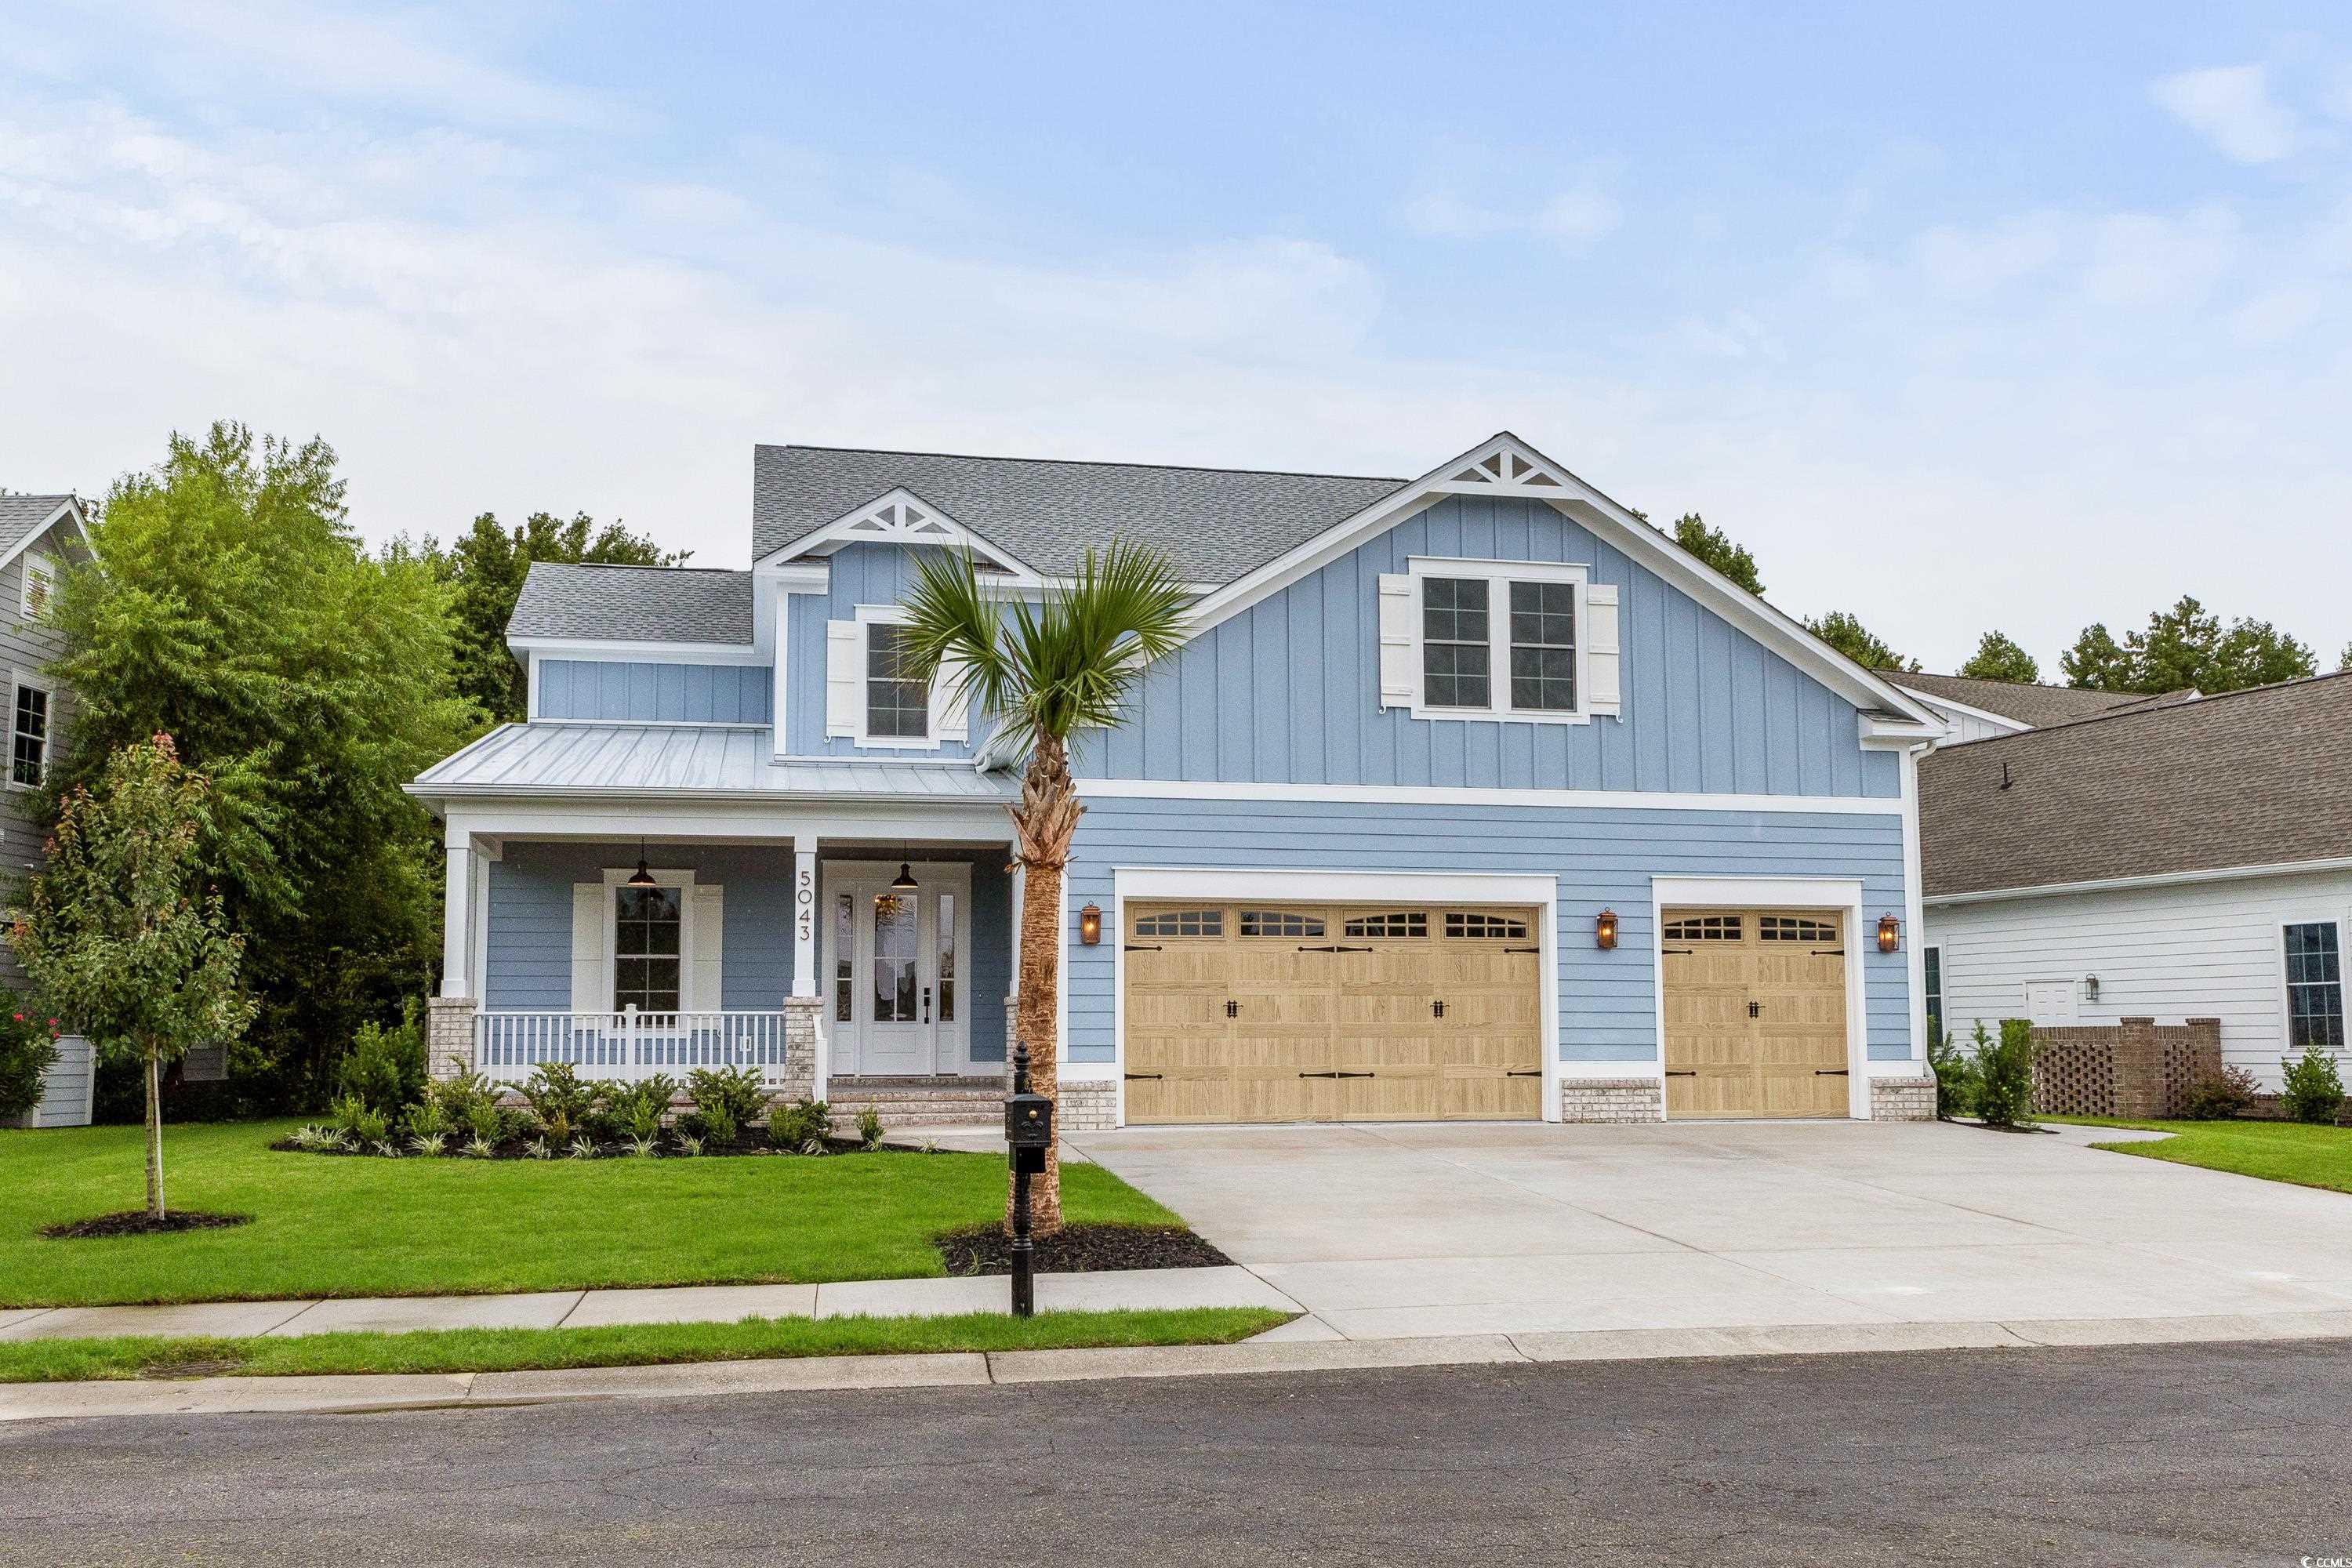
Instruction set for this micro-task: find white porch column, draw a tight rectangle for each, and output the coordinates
[791,845,819,1000]
[441,837,479,999]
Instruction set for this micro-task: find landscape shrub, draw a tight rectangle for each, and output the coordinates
[2180,1064,2259,1121]
[334,1004,426,1116]
[517,1062,598,1145]
[1973,1019,2038,1127]
[1926,1029,1976,1120]
[684,1065,765,1145]
[0,1007,62,1123]
[768,1097,831,1152]
[328,1093,390,1150]
[857,1105,886,1151]
[2280,1045,2347,1125]
[608,1074,680,1144]
[403,1098,449,1156]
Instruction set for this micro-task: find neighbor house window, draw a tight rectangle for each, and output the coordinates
[20,552,56,619]
[1923,946,1944,1044]
[2284,922,2344,1049]
[614,885,682,1014]
[866,622,928,739]
[1409,561,1587,720]
[10,680,47,787]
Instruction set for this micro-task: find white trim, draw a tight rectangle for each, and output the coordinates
[1403,557,1594,726]
[2278,916,2347,1057]
[17,549,57,619]
[1926,855,2352,906]
[822,860,975,1075]
[770,578,791,762]
[1076,776,1904,815]
[1180,433,1943,731]
[765,563,833,593]
[5,667,53,792]
[791,848,819,1000]
[507,637,767,666]
[1109,866,1562,1126]
[1893,685,2032,737]
[598,865,699,1015]
[1900,742,1928,1065]
[441,800,1004,846]
[848,604,942,750]
[0,498,89,576]
[1922,942,1944,1047]
[1650,873,1872,1119]
[757,488,1041,579]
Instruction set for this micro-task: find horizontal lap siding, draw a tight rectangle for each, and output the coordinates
[1078,495,1896,800]
[1926,868,2352,1090]
[539,661,769,724]
[1067,797,1911,1065]
[1,526,77,994]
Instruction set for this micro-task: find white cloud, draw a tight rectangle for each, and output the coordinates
[2151,64,2296,163]
[1914,212,2067,295]
[2228,285,2323,343]
[1397,147,1621,251]
[2082,206,2239,307]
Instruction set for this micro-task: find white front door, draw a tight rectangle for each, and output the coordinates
[829,865,972,1076]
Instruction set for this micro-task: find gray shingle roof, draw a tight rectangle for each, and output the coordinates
[751,445,1406,583]
[1894,672,2190,730]
[1919,673,2352,897]
[411,722,1018,801]
[0,494,77,559]
[509,562,753,644]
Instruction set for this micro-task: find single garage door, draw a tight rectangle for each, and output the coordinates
[1123,902,1544,1124]
[1661,907,1850,1117]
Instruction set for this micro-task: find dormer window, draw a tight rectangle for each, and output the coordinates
[824,606,971,750]
[865,622,928,740]
[1388,558,1602,724]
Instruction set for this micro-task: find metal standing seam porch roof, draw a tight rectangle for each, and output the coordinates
[408,723,1020,803]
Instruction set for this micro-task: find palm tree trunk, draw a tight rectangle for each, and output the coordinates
[144,1046,166,1221]
[1007,734,1082,1236]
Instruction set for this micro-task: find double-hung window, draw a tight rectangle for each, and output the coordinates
[865,622,929,741]
[9,677,48,788]
[1409,560,1585,721]
[614,884,683,1014]
[2284,922,2344,1050]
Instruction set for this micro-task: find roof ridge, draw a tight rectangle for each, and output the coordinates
[757,442,1407,486]
[528,560,743,575]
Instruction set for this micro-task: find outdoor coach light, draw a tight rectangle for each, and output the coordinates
[1595,909,1618,949]
[1877,913,1901,953]
[1080,903,1102,946]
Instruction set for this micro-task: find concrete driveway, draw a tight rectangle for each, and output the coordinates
[1069,1120,2352,1341]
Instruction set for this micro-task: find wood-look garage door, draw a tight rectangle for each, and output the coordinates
[1660,907,1850,1118]
[1123,902,1544,1124]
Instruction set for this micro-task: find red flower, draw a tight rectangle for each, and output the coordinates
[8,1014,18,1023]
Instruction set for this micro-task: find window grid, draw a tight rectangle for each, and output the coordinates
[1663,915,1743,942]
[614,885,682,1014]
[2285,922,2345,1050]
[1240,910,1325,938]
[1420,577,1490,709]
[1445,912,1530,940]
[1508,579,1576,712]
[1924,946,1944,1045]
[865,623,928,739]
[1343,912,1428,938]
[10,684,45,788]
[1759,916,1838,943]
[833,892,853,1023]
[1134,909,1223,938]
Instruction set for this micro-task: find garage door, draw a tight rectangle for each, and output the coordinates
[1660,907,1849,1118]
[1123,902,1544,1123]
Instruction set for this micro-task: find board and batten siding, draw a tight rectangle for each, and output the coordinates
[537,660,771,724]
[0,520,78,994]
[782,543,982,760]
[1064,794,1914,1065]
[1075,495,1897,798]
[1926,866,2352,1091]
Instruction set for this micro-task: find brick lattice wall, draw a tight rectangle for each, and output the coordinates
[2031,1018,2221,1118]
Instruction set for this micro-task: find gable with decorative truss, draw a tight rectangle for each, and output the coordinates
[1436,446,1566,494]
[760,487,1038,579]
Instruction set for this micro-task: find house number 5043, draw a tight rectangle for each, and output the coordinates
[795,868,815,942]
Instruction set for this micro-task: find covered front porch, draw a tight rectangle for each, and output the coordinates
[412,739,1027,1103]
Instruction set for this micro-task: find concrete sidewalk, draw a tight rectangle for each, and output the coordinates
[0,1265,1301,1345]
[6,1308,2351,1423]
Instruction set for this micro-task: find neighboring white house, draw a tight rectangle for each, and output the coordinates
[1892,670,2190,746]
[1919,672,2350,1091]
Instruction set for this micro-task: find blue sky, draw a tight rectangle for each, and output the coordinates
[5,2,2350,671]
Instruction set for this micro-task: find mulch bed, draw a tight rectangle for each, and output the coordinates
[41,1210,253,1240]
[938,1223,1232,1277]
[267,1134,911,1160]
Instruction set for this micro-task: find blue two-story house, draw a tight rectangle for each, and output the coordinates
[408,433,1942,1130]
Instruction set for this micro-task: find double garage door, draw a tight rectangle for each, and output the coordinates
[1660,906,1852,1118]
[1123,902,1544,1124]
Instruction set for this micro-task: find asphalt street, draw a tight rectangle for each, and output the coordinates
[5,1338,2350,1566]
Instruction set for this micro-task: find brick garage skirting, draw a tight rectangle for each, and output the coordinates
[1868,1076,1936,1122]
[425,996,477,1083]
[1559,1078,1665,1123]
[1055,1079,1118,1133]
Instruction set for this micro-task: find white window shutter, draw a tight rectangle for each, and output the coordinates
[825,621,861,738]
[570,884,604,1014]
[1586,583,1622,718]
[935,655,971,742]
[1377,573,1416,710]
[690,884,724,1013]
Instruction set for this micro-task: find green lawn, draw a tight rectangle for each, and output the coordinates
[0,1308,1290,1384]
[2045,1116,2352,1196]
[1,1120,1185,1308]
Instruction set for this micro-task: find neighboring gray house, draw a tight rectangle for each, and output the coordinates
[0,492,93,1128]
[1920,673,2350,1090]
[409,432,1947,1131]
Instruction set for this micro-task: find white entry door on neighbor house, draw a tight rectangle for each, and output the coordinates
[827,862,972,1076]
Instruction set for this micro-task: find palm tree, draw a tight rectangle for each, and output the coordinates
[901,540,1187,1232]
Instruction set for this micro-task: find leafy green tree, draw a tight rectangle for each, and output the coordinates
[1669,514,1765,595]
[9,735,256,1218]
[2063,597,2316,694]
[434,512,687,722]
[902,542,1188,1234]
[1805,611,1919,672]
[2060,622,2133,691]
[1958,630,2041,684]
[43,422,478,1109]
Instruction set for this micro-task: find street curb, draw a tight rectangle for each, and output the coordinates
[5,1311,2350,1421]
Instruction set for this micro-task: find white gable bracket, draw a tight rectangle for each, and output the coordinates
[755,488,1040,580]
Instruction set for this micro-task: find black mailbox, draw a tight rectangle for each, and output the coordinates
[1006,1090,1053,1173]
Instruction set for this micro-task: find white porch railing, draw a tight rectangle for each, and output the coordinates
[474,1009,794,1087]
